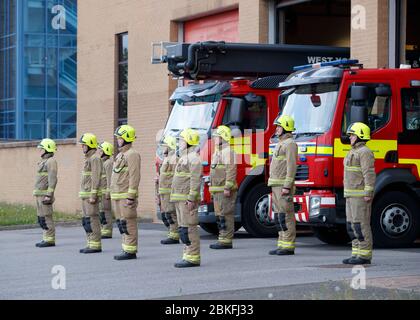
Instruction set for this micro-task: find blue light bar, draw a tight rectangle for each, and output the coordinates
[293,59,360,71]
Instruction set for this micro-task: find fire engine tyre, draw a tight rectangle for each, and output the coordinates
[242,183,277,238]
[199,222,243,235]
[372,191,419,248]
[199,223,219,235]
[311,226,350,245]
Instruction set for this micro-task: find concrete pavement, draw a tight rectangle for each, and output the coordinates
[1,223,420,300]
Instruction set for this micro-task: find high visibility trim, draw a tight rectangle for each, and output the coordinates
[113,167,128,173]
[79,191,98,198]
[209,186,225,193]
[214,164,226,169]
[170,193,188,201]
[183,254,201,264]
[274,155,286,160]
[218,237,232,244]
[122,243,137,253]
[225,180,236,189]
[101,229,112,236]
[158,187,172,194]
[278,240,296,249]
[268,177,294,186]
[344,189,370,197]
[37,172,48,176]
[88,241,102,250]
[175,172,191,177]
[101,174,107,178]
[33,189,48,196]
[344,165,362,172]
[128,188,138,195]
[47,188,54,193]
[161,172,174,176]
[43,236,55,243]
[364,186,374,192]
[168,231,180,240]
[91,189,98,194]
[110,193,130,200]
[82,171,92,176]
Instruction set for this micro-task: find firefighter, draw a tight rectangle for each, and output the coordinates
[111,125,141,261]
[268,115,298,256]
[33,139,58,247]
[170,128,202,268]
[209,125,237,249]
[343,122,376,265]
[98,141,114,239]
[158,135,180,245]
[79,133,103,254]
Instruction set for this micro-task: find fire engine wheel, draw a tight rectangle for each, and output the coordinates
[311,226,350,245]
[242,183,277,238]
[372,191,419,248]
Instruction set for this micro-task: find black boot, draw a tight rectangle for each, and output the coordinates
[160,238,180,245]
[209,243,232,250]
[101,235,112,239]
[36,241,55,248]
[114,251,137,260]
[342,256,357,264]
[174,260,200,268]
[276,249,294,256]
[347,257,371,265]
[269,248,280,255]
[79,247,102,254]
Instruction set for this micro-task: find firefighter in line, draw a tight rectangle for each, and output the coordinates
[209,125,237,249]
[343,122,376,265]
[79,133,103,254]
[157,135,180,245]
[98,141,114,239]
[111,125,141,261]
[170,128,203,268]
[267,115,298,256]
[33,139,58,247]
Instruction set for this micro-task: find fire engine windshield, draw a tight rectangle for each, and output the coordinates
[164,100,218,135]
[281,83,340,135]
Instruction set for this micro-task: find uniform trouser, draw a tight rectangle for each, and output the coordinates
[346,197,373,260]
[160,194,179,240]
[213,191,236,245]
[35,196,55,243]
[112,199,138,254]
[81,199,102,250]
[100,195,113,237]
[272,186,296,251]
[175,201,200,264]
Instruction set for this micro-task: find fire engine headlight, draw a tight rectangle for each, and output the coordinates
[309,196,321,216]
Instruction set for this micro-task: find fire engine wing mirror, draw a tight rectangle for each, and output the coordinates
[375,84,392,97]
[350,85,368,101]
[350,85,369,125]
[224,97,245,128]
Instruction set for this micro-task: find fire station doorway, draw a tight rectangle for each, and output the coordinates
[275,0,350,47]
[405,0,420,68]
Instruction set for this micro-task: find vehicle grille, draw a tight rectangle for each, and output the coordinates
[295,165,309,181]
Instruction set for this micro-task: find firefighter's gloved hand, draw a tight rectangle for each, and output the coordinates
[42,196,53,205]
[224,189,232,198]
[364,197,372,203]
[187,200,197,212]
[281,188,290,196]
[88,196,97,205]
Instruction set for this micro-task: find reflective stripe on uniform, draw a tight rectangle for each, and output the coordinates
[358,249,372,259]
[113,167,128,173]
[218,236,232,245]
[110,193,130,200]
[225,180,236,189]
[79,191,98,198]
[278,240,295,249]
[88,241,102,250]
[344,165,362,172]
[183,253,200,264]
[170,193,188,201]
[161,172,174,176]
[158,187,172,195]
[33,189,48,196]
[268,177,294,187]
[37,172,48,176]
[82,171,92,176]
[168,231,180,240]
[43,236,55,243]
[274,155,286,160]
[175,172,191,177]
[344,189,370,197]
[101,229,112,236]
[209,186,225,193]
[128,188,138,196]
[122,243,137,253]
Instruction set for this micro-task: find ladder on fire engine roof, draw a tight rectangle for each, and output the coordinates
[151,41,350,84]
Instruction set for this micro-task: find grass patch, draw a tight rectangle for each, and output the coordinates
[0,202,81,226]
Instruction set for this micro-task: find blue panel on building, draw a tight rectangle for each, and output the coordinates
[1,0,77,141]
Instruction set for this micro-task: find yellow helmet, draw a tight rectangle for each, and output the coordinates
[213,125,231,143]
[37,138,57,153]
[99,141,114,156]
[273,115,296,132]
[180,128,200,146]
[79,133,98,148]
[163,135,177,150]
[346,122,371,140]
[114,125,136,143]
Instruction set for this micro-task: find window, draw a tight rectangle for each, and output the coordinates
[399,88,420,144]
[341,83,391,135]
[222,96,267,131]
[117,33,128,126]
